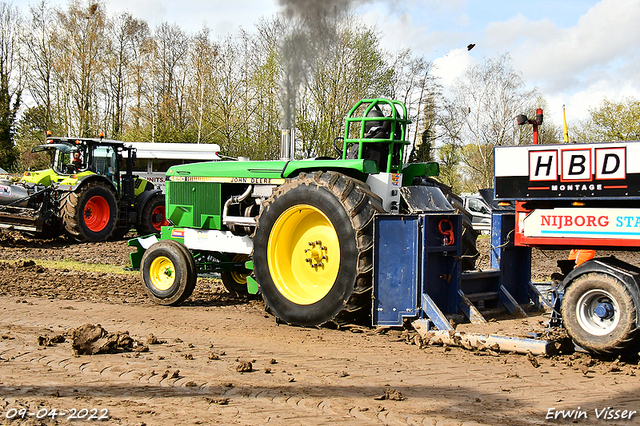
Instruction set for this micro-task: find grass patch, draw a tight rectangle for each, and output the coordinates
[17,258,137,276]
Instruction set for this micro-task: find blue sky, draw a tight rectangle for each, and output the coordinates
[14,0,640,132]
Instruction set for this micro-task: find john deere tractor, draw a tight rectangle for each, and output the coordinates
[132,98,478,326]
[0,135,166,242]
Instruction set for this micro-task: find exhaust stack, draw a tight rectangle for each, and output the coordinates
[280,129,295,161]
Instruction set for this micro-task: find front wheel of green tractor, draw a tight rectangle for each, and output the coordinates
[221,254,251,297]
[140,240,197,305]
[252,171,383,327]
[62,181,118,242]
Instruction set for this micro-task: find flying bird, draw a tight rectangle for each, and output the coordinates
[467,43,476,51]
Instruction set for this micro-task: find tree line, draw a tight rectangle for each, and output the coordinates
[0,0,437,172]
[0,0,636,194]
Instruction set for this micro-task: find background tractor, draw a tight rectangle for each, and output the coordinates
[0,135,166,242]
[131,98,478,327]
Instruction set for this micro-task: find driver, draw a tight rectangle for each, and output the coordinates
[72,151,83,170]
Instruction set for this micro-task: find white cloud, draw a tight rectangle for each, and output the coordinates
[486,0,640,93]
[479,0,640,135]
[432,48,475,88]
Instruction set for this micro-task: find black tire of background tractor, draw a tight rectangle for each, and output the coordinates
[137,193,166,235]
[25,226,63,240]
[61,181,118,242]
[415,177,479,270]
[221,254,251,297]
[252,171,384,327]
[561,273,640,354]
[140,239,197,306]
[110,226,131,240]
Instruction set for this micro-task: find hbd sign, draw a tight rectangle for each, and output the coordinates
[529,147,626,182]
[494,143,639,200]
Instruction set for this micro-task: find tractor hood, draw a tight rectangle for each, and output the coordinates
[166,158,379,183]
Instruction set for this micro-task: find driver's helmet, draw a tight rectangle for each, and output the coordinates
[364,108,384,134]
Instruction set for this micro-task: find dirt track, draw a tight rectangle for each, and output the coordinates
[1,230,640,425]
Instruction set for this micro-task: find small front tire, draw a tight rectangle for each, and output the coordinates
[141,240,196,305]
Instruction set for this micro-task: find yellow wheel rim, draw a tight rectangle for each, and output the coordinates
[230,254,249,285]
[149,256,175,291]
[267,204,340,305]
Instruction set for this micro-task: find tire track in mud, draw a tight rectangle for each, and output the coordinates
[2,298,432,424]
[4,296,634,426]
[1,298,501,426]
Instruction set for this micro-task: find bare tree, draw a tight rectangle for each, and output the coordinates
[297,17,394,157]
[441,53,539,190]
[0,2,23,170]
[104,12,148,138]
[188,27,216,144]
[152,22,191,142]
[54,0,107,136]
[24,0,55,132]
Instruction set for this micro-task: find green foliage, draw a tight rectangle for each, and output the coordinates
[14,105,59,171]
[408,129,434,163]
[575,97,640,141]
[436,142,461,193]
[296,23,395,158]
[0,78,20,171]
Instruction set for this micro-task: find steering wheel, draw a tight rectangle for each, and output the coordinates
[333,137,344,157]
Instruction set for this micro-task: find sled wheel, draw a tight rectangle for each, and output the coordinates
[141,239,197,306]
[221,254,251,297]
[138,193,167,235]
[561,273,640,354]
[253,171,383,326]
[62,181,118,242]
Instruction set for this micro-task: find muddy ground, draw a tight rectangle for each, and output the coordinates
[1,230,639,425]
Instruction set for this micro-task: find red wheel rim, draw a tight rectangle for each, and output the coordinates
[83,196,110,232]
[151,205,167,231]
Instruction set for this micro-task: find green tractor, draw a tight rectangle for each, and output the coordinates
[132,98,478,326]
[0,135,166,241]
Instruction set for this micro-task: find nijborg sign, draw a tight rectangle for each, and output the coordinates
[495,142,640,199]
[522,208,640,240]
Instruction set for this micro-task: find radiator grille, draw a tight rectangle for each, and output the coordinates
[168,181,221,228]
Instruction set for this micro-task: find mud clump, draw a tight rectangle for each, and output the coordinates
[38,334,65,346]
[70,323,144,355]
[374,388,405,401]
[236,361,253,373]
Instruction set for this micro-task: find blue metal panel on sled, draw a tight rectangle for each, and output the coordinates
[373,215,419,326]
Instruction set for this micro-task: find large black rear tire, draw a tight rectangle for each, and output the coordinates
[140,239,197,306]
[253,171,383,327]
[137,193,166,235]
[62,181,118,242]
[561,273,640,354]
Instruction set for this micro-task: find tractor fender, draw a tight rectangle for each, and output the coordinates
[559,257,640,322]
[59,174,117,194]
[282,159,380,180]
[135,188,163,216]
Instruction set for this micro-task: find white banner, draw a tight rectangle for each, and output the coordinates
[523,207,640,239]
